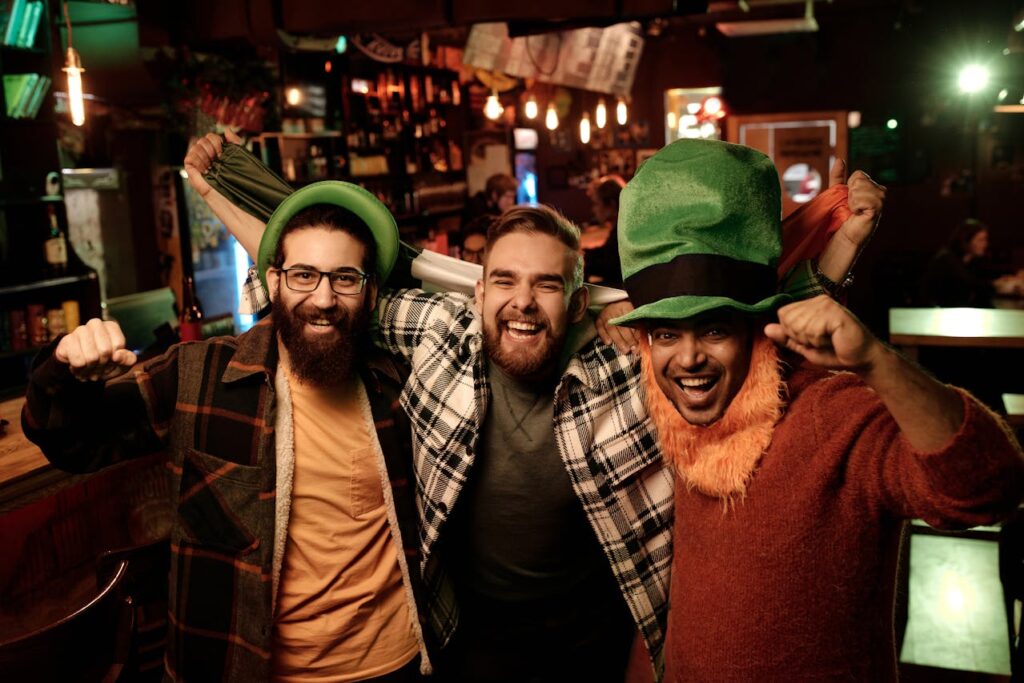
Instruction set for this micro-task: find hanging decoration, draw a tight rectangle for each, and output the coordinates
[153,48,274,134]
[351,33,405,63]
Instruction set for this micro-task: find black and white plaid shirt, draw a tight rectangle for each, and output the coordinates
[374,288,673,678]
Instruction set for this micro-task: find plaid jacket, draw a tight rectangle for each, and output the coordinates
[22,319,432,681]
[375,289,674,676]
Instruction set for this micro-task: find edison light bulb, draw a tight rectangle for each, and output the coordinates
[545,102,558,130]
[616,98,628,126]
[579,112,591,144]
[595,99,607,129]
[524,95,538,120]
[63,48,85,127]
[484,92,504,120]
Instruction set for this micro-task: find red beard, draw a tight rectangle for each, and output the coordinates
[482,312,564,379]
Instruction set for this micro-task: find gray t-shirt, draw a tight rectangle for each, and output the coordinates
[448,360,609,601]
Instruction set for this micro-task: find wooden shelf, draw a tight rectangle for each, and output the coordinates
[0,44,45,55]
[0,195,63,207]
[0,272,98,297]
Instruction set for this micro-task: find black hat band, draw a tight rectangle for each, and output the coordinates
[624,253,777,308]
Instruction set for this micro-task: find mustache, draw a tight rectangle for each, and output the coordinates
[294,304,347,326]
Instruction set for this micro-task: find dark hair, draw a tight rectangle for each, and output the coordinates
[590,174,626,209]
[460,214,495,246]
[947,218,989,257]
[271,204,378,277]
[485,205,584,291]
[485,173,518,199]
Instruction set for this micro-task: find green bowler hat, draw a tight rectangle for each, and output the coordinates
[611,139,791,327]
[257,181,399,292]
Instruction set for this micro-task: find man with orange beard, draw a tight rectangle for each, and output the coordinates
[610,139,1024,681]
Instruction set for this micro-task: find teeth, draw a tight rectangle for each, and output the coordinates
[507,321,540,332]
[678,377,715,389]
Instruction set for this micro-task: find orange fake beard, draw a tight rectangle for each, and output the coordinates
[641,333,786,501]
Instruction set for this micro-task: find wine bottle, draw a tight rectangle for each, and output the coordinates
[179,275,204,342]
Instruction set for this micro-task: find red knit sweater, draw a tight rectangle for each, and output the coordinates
[661,367,1024,682]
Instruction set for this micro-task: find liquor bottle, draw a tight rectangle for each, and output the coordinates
[179,275,204,342]
[44,206,68,275]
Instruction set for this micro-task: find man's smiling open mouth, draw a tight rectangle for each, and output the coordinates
[503,319,545,341]
[675,375,720,399]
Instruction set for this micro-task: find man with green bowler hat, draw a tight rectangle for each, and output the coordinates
[23,181,434,682]
[611,139,1024,682]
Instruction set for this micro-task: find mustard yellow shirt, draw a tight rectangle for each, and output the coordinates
[272,373,417,682]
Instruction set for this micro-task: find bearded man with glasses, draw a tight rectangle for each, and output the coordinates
[23,184,435,682]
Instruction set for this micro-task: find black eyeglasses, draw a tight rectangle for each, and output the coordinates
[276,267,369,295]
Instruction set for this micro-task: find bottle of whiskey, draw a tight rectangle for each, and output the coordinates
[179,275,204,342]
[44,206,68,275]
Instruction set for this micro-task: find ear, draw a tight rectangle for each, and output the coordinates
[266,268,280,303]
[474,277,485,307]
[568,286,589,324]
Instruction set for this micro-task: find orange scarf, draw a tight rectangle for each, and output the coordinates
[641,334,786,502]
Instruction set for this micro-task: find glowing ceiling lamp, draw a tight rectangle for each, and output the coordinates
[958,64,989,94]
[545,102,559,130]
[579,112,591,144]
[62,2,85,126]
[595,98,607,129]
[524,94,539,120]
[703,96,723,116]
[285,87,303,106]
[616,98,628,126]
[484,91,504,120]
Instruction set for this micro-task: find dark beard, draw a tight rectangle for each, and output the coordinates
[481,314,564,379]
[272,296,369,386]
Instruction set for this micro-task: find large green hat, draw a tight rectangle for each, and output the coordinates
[256,181,399,291]
[611,139,790,327]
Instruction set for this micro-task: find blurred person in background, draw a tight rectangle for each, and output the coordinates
[922,218,1024,307]
[583,174,626,287]
[464,173,518,225]
[457,214,494,265]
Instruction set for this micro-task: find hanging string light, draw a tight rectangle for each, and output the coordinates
[484,91,504,120]
[62,1,85,126]
[616,98,628,126]
[545,102,559,130]
[524,94,539,120]
[595,98,607,129]
[579,111,591,144]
